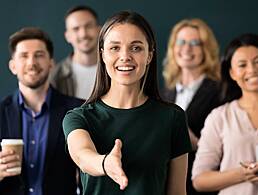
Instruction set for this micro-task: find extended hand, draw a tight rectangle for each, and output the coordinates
[104,139,128,190]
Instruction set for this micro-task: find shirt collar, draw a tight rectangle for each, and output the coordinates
[18,87,52,111]
[176,74,205,93]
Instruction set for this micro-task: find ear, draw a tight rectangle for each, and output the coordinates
[50,59,55,69]
[64,30,71,43]
[9,59,17,75]
[229,67,236,81]
[97,25,102,33]
[147,51,153,65]
[100,48,105,61]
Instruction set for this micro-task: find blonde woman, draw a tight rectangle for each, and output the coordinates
[162,18,221,195]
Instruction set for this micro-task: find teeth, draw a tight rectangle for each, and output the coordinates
[116,66,134,71]
[180,54,193,60]
[246,76,258,82]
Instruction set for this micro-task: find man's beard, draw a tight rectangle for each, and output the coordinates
[78,37,97,54]
[20,73,49,89]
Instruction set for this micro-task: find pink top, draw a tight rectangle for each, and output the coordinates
[192,100,258,195]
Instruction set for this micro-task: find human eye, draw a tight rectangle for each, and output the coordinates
[35,52,45,58]
[110,46,120,51]
[175,39,185,46]
[72,27,79,32]
[189,39,202,47]
[85,22,96,29]
[131,45,142,52]
[19,53,27,59]
[238,63,246,68]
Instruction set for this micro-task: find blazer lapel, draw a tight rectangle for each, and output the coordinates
[186,78,208,113]
[5,92,22,138]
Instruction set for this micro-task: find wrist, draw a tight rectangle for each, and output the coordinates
[102,153,109,176]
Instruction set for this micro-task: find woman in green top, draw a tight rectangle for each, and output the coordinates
[63,11,192,195]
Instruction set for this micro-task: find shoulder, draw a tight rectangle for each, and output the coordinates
[160,87,176,102]
[152,99,186,118]
[0,91,18,108]
[51,87,84,107]
[56,55,72,67]
[200,78,220,92]
[206,100,237,122]
[50,55,73,79]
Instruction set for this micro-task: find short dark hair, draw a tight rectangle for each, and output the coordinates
[9,27,54,58]
[87,10,161,103]
[221,33,258,102]
[65,5,98,23]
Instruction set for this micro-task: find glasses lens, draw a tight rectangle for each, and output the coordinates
[189,40,202,46]
[175,39,186,46]
[175,39,202,47]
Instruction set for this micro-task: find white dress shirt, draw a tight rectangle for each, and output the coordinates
[175,75,205,110]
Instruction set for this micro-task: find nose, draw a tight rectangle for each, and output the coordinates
[247,61,258,73]
[119,48,132,62]
[79,27,89,38]
[181,43,192,52]
[27,56,37,66]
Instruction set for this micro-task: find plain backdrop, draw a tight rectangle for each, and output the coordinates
[1,0,257,99]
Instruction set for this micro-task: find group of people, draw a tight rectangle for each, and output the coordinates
[0,4,257,195]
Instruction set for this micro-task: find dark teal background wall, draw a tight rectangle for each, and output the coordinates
[1,0,257,99]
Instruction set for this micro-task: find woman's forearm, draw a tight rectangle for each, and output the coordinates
[193,168,245,192]
[67,129,105,176]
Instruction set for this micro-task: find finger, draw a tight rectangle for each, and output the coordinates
[0,155,20,164]
[1,168,21,178]
[119,173,128,190]
[0,150,14,158]
[110,139,122,156]
[115,168,128,190]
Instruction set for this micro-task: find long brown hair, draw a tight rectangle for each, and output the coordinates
[87,11,161,103]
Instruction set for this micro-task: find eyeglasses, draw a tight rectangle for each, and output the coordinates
[175,39,202,47]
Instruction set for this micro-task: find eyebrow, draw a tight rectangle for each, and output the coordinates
[237,55,258,62]
[18,50,46,55]
[107,40,144,44]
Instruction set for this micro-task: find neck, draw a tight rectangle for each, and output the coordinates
[238,92,258,110]
[180,67,203,86]
[72,50,97,66]
[19,82,49,113]
[101,83,147,109]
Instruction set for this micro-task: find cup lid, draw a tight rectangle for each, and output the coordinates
[1,139,24,145]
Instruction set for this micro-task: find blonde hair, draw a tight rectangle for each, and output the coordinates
[163,18,220,89]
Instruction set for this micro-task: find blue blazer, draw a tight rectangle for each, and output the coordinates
[0,87,83,195]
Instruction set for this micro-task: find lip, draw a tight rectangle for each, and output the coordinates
[245,75,258,82]
[25,70,41,75]
[178,53,194,61]
[115,65,136,72]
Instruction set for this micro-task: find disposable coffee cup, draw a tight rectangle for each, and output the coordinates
[1,139,23,173]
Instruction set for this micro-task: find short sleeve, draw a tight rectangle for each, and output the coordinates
[170,107,192,159]
[62,107,88,140]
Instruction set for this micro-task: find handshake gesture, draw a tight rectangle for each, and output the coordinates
[102,139,128,190]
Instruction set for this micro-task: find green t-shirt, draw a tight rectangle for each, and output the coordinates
[63,98,192,195]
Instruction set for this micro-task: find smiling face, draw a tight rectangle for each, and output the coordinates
[174,26,204,70]
[230,46,258,93]
[65,10,99,54]
[101,23,152,89]
[9,39,53,89]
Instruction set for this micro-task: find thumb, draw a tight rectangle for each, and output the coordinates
[110,139,122,156]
